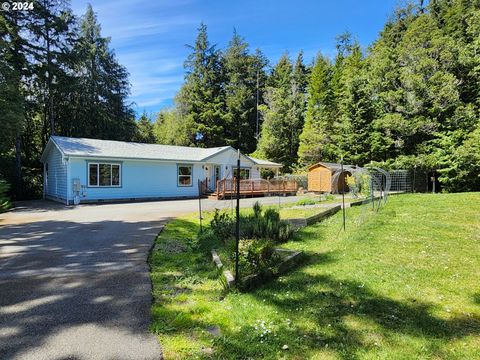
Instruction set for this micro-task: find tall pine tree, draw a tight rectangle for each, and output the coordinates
[177,23,225,147]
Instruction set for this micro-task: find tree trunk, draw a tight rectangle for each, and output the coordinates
[15,131,22,200]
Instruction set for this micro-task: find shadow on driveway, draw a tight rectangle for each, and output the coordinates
[0,218,164,360]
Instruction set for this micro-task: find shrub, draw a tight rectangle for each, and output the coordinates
[197,229,222,253]
[210,209,235,243]
[325,193,335,201]
[295,198,317,206]
[209,203,294,244]
[239,203,293,243]
[252,201,262,218]
[233,238,280,277]
[0,179,11,213]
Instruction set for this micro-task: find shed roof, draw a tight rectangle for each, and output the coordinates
[308,162,357,172]
[41,136,282,167]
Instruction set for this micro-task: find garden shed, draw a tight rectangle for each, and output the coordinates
[307,162,353,193]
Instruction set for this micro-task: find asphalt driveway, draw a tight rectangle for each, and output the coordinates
[0,196,300,359]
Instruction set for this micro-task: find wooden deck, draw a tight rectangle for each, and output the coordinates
[205,178,298,200]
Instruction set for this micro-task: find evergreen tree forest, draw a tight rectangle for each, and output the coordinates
[1,0,479,203]
[156,0,480,192]
[1,2,137,199]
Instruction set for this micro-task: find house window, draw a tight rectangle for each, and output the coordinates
[233,168,250,180]
[88,163,121,187]
[178,165,193,187]
[45,163,49,181]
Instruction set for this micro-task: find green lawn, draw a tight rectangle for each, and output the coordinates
[149,193,480,359]
[278,204,343,219]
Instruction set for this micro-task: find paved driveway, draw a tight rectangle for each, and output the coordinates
[0,196,300,359]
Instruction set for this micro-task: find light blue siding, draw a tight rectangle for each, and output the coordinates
[69,157,203,202]
[44,145,67,202]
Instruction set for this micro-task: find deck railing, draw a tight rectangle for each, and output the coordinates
[214,178,298,199]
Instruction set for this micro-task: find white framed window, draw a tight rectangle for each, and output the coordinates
[178,164,193,187]
[88,162,121,187]
[233,168,251,180]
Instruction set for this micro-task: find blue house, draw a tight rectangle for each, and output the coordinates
[40,136,282,205]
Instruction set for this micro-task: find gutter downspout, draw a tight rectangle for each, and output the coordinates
[65,157,69,206]
[43,162,46,200]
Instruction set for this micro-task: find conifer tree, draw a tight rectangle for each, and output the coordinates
[223,30,267,153]
[178,23,225,147]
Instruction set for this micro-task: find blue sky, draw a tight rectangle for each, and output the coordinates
[71,0,399,116]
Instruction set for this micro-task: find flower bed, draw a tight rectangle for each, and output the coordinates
[199,202,303,290]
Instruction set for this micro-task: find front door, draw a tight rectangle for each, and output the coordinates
[213,165,221,190]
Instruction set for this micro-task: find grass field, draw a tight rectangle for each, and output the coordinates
[149,193,480,359]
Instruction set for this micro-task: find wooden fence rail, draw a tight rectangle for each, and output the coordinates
[212,178,298,199]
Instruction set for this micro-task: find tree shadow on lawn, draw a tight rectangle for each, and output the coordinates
[211,265,480,359]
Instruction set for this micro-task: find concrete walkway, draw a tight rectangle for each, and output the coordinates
[0,196,300,359]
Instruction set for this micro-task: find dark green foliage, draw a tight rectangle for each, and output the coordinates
[223,31,268,153]
[0,179,11,212]
[254,52,307,172]
[0,3,137,200]
[296,1,480,191]
[210,209,235,243]
[208,202,294,244]
[133,113,156,144]
[197,228,222,254]
[234,239,279,278]
[176,23,226,147]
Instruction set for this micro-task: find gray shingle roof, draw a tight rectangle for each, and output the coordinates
[248,157,282,167]
[50,136,230,162]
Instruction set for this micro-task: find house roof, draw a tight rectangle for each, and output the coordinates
[248,157,282,168]
[41,136,282,167]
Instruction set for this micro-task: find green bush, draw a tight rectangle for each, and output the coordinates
[197,228,222,253]
[0,179,11,213]
[240,204,293,243]
[325,193,335,201]
[295,198,317,206]
[210,209,235,243]
[233,238,280,277]
[208,203,294,244]
[206,203,295,280]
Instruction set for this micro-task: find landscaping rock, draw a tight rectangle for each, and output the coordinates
[223,270,235,287]
[211,249,223,268]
